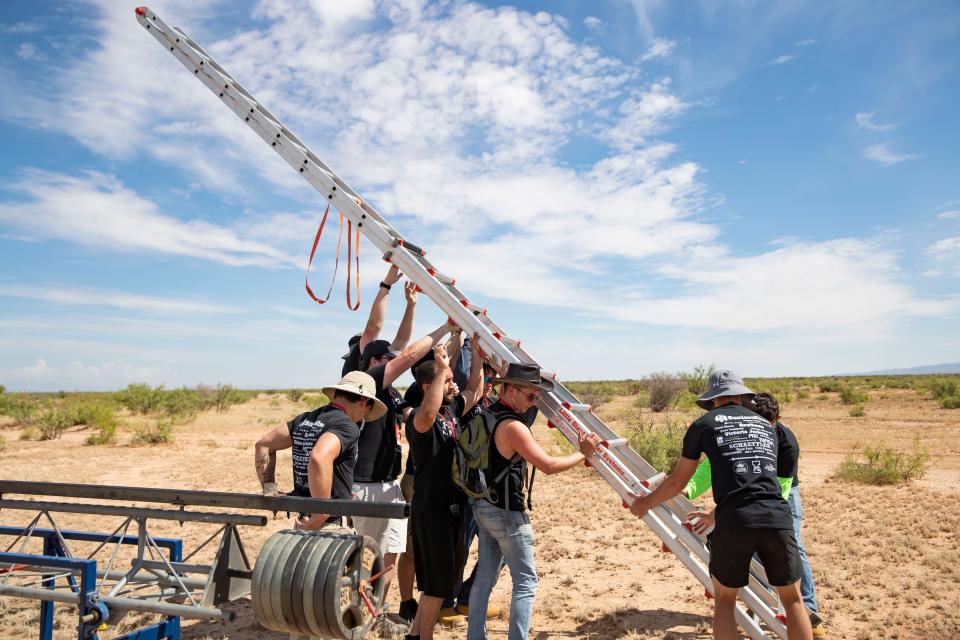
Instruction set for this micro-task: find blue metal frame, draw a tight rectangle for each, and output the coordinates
[0,526,182,640]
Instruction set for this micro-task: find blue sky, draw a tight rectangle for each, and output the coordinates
[1,0,958,391]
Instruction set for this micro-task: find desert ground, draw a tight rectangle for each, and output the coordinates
[1,383,958,640]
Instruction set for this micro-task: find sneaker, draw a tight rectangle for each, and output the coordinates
[398,598,418,623]
[437,607,467,627]
[373,614,408,639]
[810,612,826,638]
[455,602,504,619]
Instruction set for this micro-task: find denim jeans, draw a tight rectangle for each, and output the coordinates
[467,499,537,640]
[788,485,818,612]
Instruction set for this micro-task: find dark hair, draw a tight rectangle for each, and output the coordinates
[333,390,373,408]
[751,392,780,423]
[482,362,495,376]
[414,360,441,387]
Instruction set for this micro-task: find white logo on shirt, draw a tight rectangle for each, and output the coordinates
[715,414,728,423]
[752,460,762,474]
[716,436,724,445]
[734,461,747,474]
[764,463,776,473]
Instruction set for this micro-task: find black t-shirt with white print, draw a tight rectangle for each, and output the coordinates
[353,364,406,483]
[777,421,800,488]
[406,395,467,511]
[287,404,360,501]
[681,404,793,530]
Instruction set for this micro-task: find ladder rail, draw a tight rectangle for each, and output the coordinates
[135,8,785,638]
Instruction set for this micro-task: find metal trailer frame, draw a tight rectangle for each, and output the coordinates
[0,481,409,639]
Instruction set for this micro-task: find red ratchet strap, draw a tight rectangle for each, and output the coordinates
[305,206,361,310]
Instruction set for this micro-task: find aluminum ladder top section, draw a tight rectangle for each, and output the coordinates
[134,7,785,638]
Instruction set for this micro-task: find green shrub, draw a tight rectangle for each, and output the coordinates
[286,388,306,403]
[930,379,958,400]
[211,384,249,413]
[839,387,869,405]
[940,395,960,409]
[160,387,203,424]
[37,409,71,440]
[0,433,5,450]
[818,380,842,393]
[0,384,5,394]
[627,417,685,473]
[678,364,715,396]
[0,394,39,425]
[647,373,686,412]
[19,426,38,440]
[131,421,173,446]
[796,389,810,400]
[849,404,866,417]
[119,383,165,415]
[85,422,118,445]
[833,436,931,485]
[673,390,698,410]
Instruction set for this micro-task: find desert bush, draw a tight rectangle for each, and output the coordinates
[119,383,165,415]
[19,426,38,440]
[647,373,686,412]
[0,384,5,394]
[212,384,247,413]
[160,387,203,424]
[796,389,810,400]
[0,394,39,425]
[85,421,118,445]
[818,380,842,393]
[673,390,698,410]
[131,421,173,446]
[0,433,5,450]
[37,409,71,440]
[849,404,866,417]
[678,364,715,396]
[833,436,931,485]
[929,378,958,400]
[627,417,685,473]
[286,388,306,403]
[940,396,960,409]
[840,387,869,405]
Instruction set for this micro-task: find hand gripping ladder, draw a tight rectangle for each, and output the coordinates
[135,7,787,638]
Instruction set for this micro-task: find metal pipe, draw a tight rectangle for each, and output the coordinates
[0,582,79,604]
[0,500,267,526]
[0,480,408,519]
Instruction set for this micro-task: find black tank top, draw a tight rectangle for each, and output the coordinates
[487,400,529,511]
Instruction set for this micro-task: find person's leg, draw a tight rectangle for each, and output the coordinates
[398,474,417,621]
[417,595,445,640]
[456,501,480,607]
[468,500,505,640]
[776,581,813,640]
[711,578,739,640]
[788,486,818,613]
[497,510,537,640]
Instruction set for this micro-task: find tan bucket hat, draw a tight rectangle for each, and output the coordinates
[322,371,387,421]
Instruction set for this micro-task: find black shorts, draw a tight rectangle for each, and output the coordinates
[709,527,801,588]
[410,506,466,598]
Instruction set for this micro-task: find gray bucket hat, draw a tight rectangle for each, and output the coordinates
[696,369,755,410]
[322,371,387,421]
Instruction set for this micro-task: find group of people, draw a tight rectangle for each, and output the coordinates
[253,264,823,640]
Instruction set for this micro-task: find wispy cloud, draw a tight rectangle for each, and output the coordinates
[641,37,676,61]
[928,236,960,255]
[0,169,299,268]
[770,54,796,65]
[583,16,602,31]
[794,38,816,47]
[937,210,960,220]
[862,143,919,166]
[0,285,239,315]
[15,43,43,61]
[0,21,42,34]
[855,111,895,131]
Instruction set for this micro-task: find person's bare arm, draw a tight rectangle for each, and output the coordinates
[382,322,452,388]
[412,345,450,434]
[458,334,484,413]
[445,328,464,370]
[390,282,418,351]
[254,425,293,494]
[498,420,599,475]
[359,265,402,352]
[294,432,342,530]
[629,456,699,518]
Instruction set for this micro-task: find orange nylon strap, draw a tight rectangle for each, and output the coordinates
[305,205,344,304]
[346,219,361,310]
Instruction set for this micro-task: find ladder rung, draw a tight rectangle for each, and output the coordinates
[391,237,426,256]
[602,438,628,448]
[640,472,666,489]
[562,401,591,413]
[426,267,456,286]
[459,299,487,315]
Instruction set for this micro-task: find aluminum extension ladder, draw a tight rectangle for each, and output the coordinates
[134,7,787,638]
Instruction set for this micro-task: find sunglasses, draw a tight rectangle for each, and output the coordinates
[517,388,540,403]
[483,376,493,383]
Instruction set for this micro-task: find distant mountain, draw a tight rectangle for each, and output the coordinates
[855,363,960,375]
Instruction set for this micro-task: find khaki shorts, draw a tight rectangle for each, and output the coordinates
[351,480,408,555]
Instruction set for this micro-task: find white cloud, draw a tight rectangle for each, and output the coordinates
[770,54,796,65]
[600,82,687,149]
[15,43,43,61]
[0,285,239,315]
[0,169,299,268]
[854,111,895,131]
[937,210,960,220]
[1,22,42,34]
[0,357,170,389]
[862,143,920,166]
[928,236,960,255]
[583,16,602,31]
[641,37,676,61]
[794,38,816,47]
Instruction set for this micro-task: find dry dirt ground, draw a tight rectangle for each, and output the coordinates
[0,388,958,639]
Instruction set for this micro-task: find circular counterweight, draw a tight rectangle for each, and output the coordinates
[252,530,384,639]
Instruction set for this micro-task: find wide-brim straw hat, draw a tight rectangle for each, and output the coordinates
[491,362,555,393]
[696,369,755,410]
[322,371,387,421]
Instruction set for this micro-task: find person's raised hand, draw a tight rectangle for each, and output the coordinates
[383,264,403,286]
[434,343,450,369]
[404,281,418,305]
[579,432,601,457]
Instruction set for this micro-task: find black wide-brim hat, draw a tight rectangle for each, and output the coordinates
[491,362,554,392]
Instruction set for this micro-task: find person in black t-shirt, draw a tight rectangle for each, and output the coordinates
[405,340,484,640]
[628,370,812,640]
[253,371,386,529]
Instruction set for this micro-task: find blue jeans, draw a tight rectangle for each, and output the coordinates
[467,499,537,640]
[788,485,818,612]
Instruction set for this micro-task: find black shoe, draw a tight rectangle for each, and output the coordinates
[398,598,418,622]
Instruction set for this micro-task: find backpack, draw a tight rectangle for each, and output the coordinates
[452,407,530,509]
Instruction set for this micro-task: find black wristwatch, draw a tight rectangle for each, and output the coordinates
[379,281,392,291]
